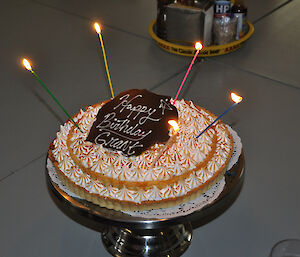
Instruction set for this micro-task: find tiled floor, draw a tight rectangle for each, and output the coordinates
[0,0,299,256]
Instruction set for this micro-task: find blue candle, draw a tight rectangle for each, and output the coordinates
[196,93,243,139]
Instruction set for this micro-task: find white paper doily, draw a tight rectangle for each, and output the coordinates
[226,125,242,171]
[47,126,242,219]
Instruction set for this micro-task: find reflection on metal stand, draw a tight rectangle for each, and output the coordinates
[102,223,192,257]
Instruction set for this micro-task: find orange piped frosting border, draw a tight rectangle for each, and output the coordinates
[48,99,233,211]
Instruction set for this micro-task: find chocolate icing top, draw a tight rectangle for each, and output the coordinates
[86,89,178,156]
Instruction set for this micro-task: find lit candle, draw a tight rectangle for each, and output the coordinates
[196,92,243,139]
[172,41,203,105]
[22,58,84,133]
[151,119,180,165]
[168,120,179,133]
[94,22,115,99]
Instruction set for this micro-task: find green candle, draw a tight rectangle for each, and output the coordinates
[22,58,84,133]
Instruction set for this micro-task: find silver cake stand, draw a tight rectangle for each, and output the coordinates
[46,153,244,257]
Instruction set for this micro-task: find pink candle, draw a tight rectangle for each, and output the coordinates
[172,42,203,105]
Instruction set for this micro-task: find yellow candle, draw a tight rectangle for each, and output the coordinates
[94,22,115,99]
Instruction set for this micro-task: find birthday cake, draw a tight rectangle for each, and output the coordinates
[48,89,233,211]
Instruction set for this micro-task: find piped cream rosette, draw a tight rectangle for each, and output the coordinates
[49,99,233,211]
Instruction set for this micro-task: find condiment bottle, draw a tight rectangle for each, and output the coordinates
[214,0,231,18]
[156,0,173,39]
[231,0,247,39]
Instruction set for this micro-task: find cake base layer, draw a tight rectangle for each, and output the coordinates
[48,154,227,211]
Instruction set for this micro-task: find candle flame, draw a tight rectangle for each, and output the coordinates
[195,42,203,51]
[231,92,243,103]
[168,120,179,132]
[22,58,32,71]
[94,22,101,34]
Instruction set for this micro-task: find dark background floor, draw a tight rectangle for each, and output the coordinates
[0,0,299,256]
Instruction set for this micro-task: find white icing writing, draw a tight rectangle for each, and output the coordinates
[113,94,161,125]
[159,98,174,115]
[94,93,169,156]
[95,132,143,156]
[96,113,152,141]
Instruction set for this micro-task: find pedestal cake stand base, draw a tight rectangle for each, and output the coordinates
[102,223,192,257]
[46,153,244,257]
